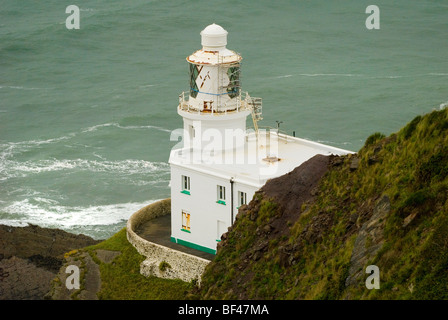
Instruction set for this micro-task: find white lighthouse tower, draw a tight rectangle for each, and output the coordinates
[178,23,251,152]
[169,24,352,255]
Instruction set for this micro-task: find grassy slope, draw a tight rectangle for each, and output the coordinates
[198,107,448,299]
[83,228,192,300]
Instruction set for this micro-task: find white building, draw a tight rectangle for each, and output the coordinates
[169,24,352,255]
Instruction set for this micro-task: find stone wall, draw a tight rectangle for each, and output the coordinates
[126,199,210,284]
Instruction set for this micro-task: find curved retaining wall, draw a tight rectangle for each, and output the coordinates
[126,198,211,284]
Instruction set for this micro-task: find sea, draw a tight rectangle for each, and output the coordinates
[1,0,447,239]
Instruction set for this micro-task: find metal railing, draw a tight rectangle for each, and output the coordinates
[178,91,254,115]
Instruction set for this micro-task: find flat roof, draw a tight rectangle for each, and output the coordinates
[169,131,353,188]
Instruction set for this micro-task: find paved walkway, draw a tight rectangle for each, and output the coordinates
[134,214,215,261]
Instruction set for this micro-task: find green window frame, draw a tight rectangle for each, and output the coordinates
[237,191,247,208]
[189,64,201,98]
[227,65,241,99]
[181,175,190,195]
[181,211,191,233]
[217,185,226,205]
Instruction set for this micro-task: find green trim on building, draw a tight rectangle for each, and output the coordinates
[170,236,216,255]
[180,190,191,195]
[216,200,226,205]
[180,228,191,233]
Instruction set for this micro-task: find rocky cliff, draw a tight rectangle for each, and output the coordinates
[198,107,448,299]
[0,224,100,300]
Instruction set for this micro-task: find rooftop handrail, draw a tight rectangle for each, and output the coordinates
[177,91,251,114]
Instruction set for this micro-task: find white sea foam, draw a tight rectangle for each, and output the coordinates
[440,101,448,110]
[0,121,171,163]
[2,198,161,229]
[2,121,170,153]
[299,73,360,77]
[373,75,404,79]
[2,135,75,149]
[92,152,106,160]
[1,158,169,179]
[317,140,353,147]
[275,75,292,79]
[0,135,75,164]
[0,85,53,90]
[81,122,117,133]
[116,124,172,133]
[81,122,171,133]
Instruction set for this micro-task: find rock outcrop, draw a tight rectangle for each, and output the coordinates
[0,224,100,300]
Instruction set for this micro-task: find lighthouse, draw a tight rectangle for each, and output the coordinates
[178,23,251,152]
[169,24,352,255]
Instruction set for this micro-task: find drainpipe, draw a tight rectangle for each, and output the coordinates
[230,177,235,223]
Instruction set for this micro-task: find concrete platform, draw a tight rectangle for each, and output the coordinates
[134,214,215,261]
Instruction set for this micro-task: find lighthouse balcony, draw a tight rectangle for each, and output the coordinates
[178,91,253,115]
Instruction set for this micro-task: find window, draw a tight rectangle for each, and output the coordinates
[227,65,241,99]
[181,175,190,195]
[238,191,247,208]
[189,64,202,98]
[217,185,226,205]
[217,220,226,242]
[181,211,190,232]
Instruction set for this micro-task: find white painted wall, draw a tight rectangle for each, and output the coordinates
[187,64,240,112]
[232,181,258,223]
[171,164,231,252]
[170,163,260,253]
[180,110,250,152]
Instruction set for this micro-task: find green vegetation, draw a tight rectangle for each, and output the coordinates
[84,228,192,300]
[159,261,172,272]
[60,108,447,300]
[198,107,448,299]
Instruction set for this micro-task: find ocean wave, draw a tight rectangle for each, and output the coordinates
[0,85,54,90]
[275,75,292,79]
[116,124,172,133]
[138,84,156,89]
[0,135,74,149]
[81,122,172,133]
[0,122,172,161]
[316,140,353,147]
[373,75,404,79]
[299,73,360,77]
[440,101,448,110]
[1,158,169,179]
[0,134,76,162]
[81,122,118,133]
[1,198,161,229]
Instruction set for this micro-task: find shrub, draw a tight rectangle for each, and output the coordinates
[364,132,385,148]
[401,115,421,139]
[417,148,448,184]
[159,261,172,272]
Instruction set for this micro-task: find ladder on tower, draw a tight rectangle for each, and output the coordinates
[246,94,263,138]
[217,53,223,108]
